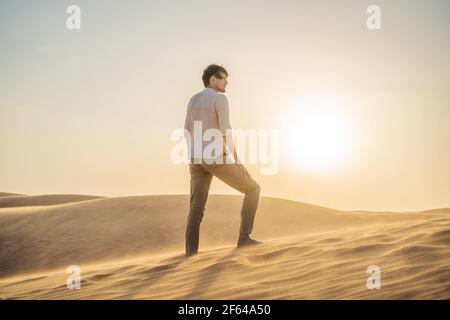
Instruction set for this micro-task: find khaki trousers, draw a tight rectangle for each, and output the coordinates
[186,159,261,256]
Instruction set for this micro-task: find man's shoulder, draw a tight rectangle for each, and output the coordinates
[204,90,227,103]
[189,89,226,105]
[214,92,228,107]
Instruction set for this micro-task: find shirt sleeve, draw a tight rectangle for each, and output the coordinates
[184,96,195,133]
[184,108,191,133]
[215,94,232,136]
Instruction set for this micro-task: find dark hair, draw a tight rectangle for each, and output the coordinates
[202,64,228,87]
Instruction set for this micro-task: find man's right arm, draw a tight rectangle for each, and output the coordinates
[216,94,240,163]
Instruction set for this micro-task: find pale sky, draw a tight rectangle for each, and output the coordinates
[1,0,449,211]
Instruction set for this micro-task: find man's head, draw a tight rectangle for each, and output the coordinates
[202,64,228,93]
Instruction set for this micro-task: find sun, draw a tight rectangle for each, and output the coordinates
[281,91,354,172]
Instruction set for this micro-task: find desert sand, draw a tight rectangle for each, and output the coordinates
[0,192,448,299]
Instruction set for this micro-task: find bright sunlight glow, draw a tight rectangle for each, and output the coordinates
[281,91,354,172]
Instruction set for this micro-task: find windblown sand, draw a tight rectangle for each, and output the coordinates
[0,193,448,299]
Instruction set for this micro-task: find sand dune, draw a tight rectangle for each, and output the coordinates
[0,193,106,208]
[0,193,448,299]
[0,192,25,198]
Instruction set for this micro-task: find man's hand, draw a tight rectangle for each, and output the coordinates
[223,134,240,164]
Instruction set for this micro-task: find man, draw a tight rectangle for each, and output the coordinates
[183,64,262,257]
